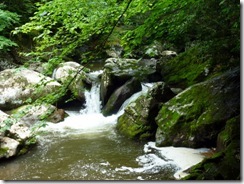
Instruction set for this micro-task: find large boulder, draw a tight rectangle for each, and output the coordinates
[155,67,240,148]
[117,82,175,140]
[184,116,240,180]
[157,46,211,89]
[100,58,159,106]
[102,78,141,116]
[52,61,92,102]
[0,68,62,110]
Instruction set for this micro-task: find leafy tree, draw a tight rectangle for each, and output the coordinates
[2,0,37,23]
[14,0,127,74]
[121,0,239,69]
[0,0,37,66]
[14,0,239,73]
[0,4,19,51]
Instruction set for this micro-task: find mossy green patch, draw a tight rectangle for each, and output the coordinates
[184,123,240,180]
[160,45,212,88]
[117,82,175,141]
[0,147,8,157]
[155,68,240,148]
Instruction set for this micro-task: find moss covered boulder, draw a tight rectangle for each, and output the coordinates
[102,78,141,116]
[158,45,212,89]
[183,116,240,180]
[155,67,240,148]
[117,82,175,140]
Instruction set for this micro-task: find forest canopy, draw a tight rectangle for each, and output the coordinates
[0,0,240,74]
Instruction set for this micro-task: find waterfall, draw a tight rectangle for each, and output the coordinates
[30,70,211,180]
[80,70,102,114]
[41,70,152,134]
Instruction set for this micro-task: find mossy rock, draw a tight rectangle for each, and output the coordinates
[217,116,240,151]
[155,67,240,148]
[158,45,212,88]
[0,147,9,158]
[18,135,37,156]
[53,61,92,102]
[117,82,175,140]
[11,103,66,126]
[183,116,240,180]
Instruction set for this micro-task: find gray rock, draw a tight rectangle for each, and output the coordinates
[0,68,61,110]
[0,137,19,158]
[8,122,31,141]
[102,78,142,116]
[0,110,37,160]
[52,61,91,101]
[100,58,159,106]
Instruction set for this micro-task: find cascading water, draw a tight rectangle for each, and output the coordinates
[0,70,210,180]
[80,70,103,114]
[43,71,153,134]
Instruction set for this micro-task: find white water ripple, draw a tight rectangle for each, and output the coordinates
[115,142,210,180]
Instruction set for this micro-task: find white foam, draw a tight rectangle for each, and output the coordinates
[40,112,118,134]
[40,81,155,135]
[116,142,210,179]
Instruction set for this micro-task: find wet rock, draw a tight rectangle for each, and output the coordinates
[102,78,141,116]
[117,82,175,140]
[0,68,62,110]
[100,57,159,106]
[155,67,240,148]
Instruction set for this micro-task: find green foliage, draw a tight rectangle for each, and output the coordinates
[2,0,37,23]
[14,0,124,70]
[0,3,19,51]
[12,0,239,72]
[121,0,240,66]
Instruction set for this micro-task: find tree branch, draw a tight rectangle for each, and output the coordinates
[101,0,133,48]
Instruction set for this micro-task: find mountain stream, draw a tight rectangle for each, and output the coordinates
[0,70,209,180]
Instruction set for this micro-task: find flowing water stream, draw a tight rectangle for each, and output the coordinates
[0,70,209,180]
